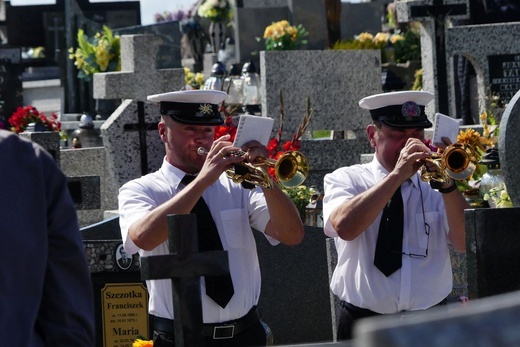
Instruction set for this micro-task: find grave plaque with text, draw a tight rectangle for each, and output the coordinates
[101,282,149,347]
[488,54,520,104]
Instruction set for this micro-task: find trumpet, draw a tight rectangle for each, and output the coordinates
[420,143,478,183]
[197,147,309,189]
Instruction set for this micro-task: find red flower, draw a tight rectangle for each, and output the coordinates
[8,106,61,134]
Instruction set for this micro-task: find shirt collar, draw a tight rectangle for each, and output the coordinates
[159,157,191,189]
[371,155,422,189]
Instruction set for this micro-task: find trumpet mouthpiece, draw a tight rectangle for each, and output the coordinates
[197,147,208,156]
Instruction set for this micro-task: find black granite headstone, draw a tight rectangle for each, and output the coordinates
[488,53,520,107]
[81,216,152,346]
[465,207,520,299]
[408,0,468,115]
[115,21,183,69]
[0,47,23,126]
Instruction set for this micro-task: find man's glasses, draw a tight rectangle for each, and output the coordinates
[391,182,430,259]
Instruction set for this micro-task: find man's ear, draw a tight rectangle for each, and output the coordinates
[367,124,377,148]
[158,120,166,141]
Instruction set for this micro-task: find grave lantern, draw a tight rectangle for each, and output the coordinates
[222,63,244,107]
[71,113,103,148]
[203,61,226,91]
[241,60,262,115]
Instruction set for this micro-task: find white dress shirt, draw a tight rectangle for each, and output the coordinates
[119,157,278,323]
[323,157,452,314]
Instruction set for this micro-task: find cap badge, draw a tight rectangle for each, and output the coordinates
[198,103,213,116]
[401,101,421,119]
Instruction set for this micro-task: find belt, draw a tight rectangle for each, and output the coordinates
[340,297,448,319]
[153,306,261,340]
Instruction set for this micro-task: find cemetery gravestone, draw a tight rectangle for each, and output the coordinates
[82,216,152,347]
[446,22,520,118]
[115,21,183,69]
[19,131,104,226]
[499,88,520,206]
[465,207,520,299]
[93,33,185,187]
[460,90,520,300]
[61,146,118,227]
[340,1,383,40]
[260,49,379,191]
[233,1,289,65]
[93,34,184,102]
[395,0,469,116]
[254,226,334,345]
[0,47,23,126]
[354,290,520,346]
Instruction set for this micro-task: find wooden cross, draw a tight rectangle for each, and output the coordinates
[140,214,231,347]
[123,101,158,175]
[408,0,467,114]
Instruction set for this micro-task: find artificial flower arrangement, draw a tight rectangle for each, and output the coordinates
[483,183,513,208]
[68,25,121,81]
[258,20,309,51]
[8,106,61,134]
[184,67,206,90]
[452,96,512,207]
[197,0,233,23]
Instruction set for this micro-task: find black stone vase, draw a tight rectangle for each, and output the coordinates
[95,99,121,120]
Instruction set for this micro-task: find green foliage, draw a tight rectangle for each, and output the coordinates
[393,28,421,63]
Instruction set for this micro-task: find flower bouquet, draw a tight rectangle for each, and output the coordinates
[258,20,308,51]
[483,183,512,208]
[68,25,121,81]
[197,0,233,23]
[184,67,206,90]
[8,106,61,134]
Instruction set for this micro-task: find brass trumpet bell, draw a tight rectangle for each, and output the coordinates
[420,143,478,183]
[197,147,309,189]
[273,151,309,188]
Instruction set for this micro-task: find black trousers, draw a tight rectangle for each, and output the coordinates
[153,306,268,347]
[337,299,448,340]
[153,319,267,347]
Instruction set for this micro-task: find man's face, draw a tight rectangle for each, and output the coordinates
[159,116,215,174]
[368,122,425,171]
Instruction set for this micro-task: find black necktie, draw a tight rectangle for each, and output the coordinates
[374,186,404,277]
[181,175,235,308]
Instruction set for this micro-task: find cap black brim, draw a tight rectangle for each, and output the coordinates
[381,119,433,129]
[168,114,224,126]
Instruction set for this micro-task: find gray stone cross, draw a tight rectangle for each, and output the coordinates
[93,34,185,102]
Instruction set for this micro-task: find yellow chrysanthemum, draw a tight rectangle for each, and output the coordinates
[373,32,389,45]
[195,72,205,86]
[133,339,153,347]
[357,32,374,42]
[389,34,404,44]
[457,128,484,152]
